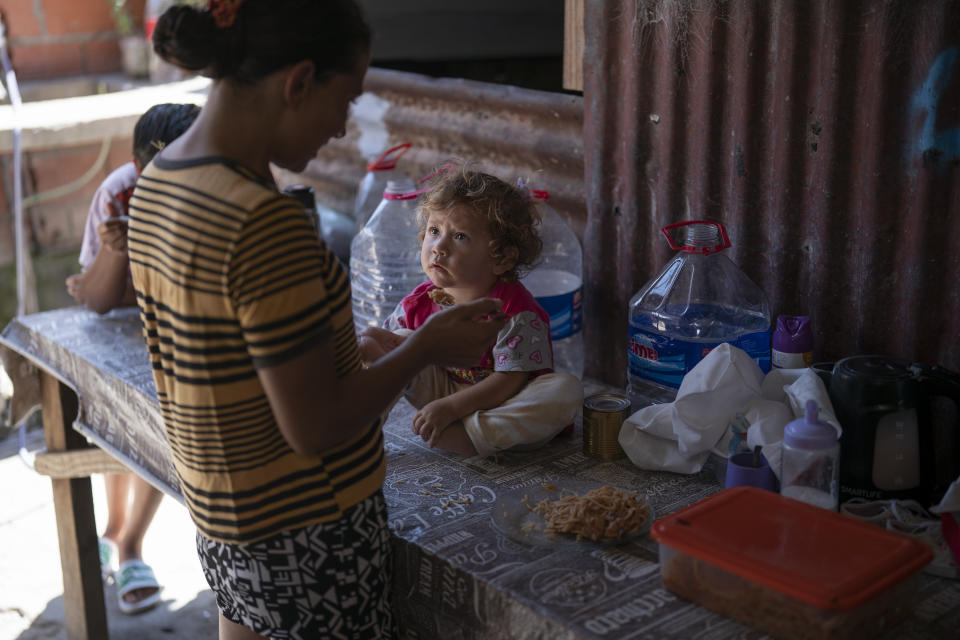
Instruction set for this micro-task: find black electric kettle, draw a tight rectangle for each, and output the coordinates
[816,355,960,508]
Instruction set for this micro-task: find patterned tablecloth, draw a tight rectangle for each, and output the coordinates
[3,306,959,639]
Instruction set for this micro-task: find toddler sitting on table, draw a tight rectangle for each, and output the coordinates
[359,164,583,457]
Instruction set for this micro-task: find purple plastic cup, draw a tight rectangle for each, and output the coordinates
[725,451,778,492]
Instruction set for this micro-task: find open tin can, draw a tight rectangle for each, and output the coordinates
[582,393,631,460]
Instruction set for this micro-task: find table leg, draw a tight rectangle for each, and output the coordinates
[41,372,108,640]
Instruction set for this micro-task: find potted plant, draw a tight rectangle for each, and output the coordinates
[110,0,150,78]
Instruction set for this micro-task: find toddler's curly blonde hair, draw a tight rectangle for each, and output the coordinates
[417,163,542,284]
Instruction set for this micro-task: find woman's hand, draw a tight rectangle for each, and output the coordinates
[412,298,507,368]
[260,298,506,455]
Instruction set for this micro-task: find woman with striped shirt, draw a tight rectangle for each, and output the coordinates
[128,2,506,638]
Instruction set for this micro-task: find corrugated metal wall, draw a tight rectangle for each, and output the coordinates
[285,67,586,237]
[583,0,960,385]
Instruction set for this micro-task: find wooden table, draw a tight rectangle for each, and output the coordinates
[3,306,958,639]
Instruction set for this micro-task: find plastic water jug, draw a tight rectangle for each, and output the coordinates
[282,184,321,233]
[283,185,354,268]
[521,188,584,379]
[627,220,771,407]
[354,143,412,232]
[349,177,425,331]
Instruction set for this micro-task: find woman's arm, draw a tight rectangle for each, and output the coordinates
[411,370,529,447]
[257,297,506,455]
[357,326,407,365]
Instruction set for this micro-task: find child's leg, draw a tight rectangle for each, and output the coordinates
[102,472,133,542]
[116,476,163,608]
[402,367,482,455]
[430,422,478,456]
[117,476,163,561]
[402,360,457,410]
[462,373,583,457]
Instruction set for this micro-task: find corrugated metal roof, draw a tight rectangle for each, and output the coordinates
[583,0,960,383]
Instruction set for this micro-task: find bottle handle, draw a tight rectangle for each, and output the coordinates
[418,163,454,185]
[384,163,456,201]
[383,190,422,201]
[366,143,412,172]
[661,220,731,255]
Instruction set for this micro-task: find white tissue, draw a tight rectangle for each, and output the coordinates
[618,343,839,479]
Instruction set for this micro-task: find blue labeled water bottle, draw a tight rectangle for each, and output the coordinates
[521,186,584,379]
[627,220,771,407]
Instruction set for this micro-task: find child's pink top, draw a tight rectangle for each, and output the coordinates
[387,280,554,384]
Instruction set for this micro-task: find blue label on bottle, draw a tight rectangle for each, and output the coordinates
[628,327,771,388]
[535,287,582,340]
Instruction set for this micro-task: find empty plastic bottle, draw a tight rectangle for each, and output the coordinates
[283,184,354,268]
[354,143,412,232]
[521,188,584,379]
[283,184,321,233]
[349,178,425,331]
[317,202,355,270]
[627,220,771,407]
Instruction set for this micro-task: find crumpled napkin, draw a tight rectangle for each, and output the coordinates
[618,343,841,477]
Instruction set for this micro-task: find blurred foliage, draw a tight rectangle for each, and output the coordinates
[109,0,136,36]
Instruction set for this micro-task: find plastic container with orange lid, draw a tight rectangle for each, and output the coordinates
[651,486,932,640]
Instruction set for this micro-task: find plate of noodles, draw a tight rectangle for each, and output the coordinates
[490,479,654,547]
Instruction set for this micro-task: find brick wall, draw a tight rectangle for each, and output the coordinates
[1,0,146,80]
[0,136,134,262]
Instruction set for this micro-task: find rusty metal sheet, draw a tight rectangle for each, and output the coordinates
[286,67,586,237]
[583,0,960,383]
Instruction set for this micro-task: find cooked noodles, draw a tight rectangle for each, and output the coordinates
[525,485,650,542]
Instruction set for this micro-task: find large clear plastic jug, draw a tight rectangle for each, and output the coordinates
[627,220,771,406]
[521,187,584,379]
[354,143,412,232]
[283,184,354,269]
[349,177,425,331]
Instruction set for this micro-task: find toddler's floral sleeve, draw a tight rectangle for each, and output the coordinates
[491,311,553,373]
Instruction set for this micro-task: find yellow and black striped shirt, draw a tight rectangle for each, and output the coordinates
[128,155,384,544]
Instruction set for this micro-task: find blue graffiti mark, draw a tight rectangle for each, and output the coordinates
[910,46,960,170]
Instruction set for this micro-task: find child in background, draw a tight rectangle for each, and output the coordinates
[65,102,200,615]
[359,165,583,456]
[67,103,200,313]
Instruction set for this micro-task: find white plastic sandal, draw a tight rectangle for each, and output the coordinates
[98,538,118,582]
[115,559,162,615]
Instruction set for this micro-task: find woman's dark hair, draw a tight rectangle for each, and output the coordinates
[152,0,371,84]
[133,103,201,169]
